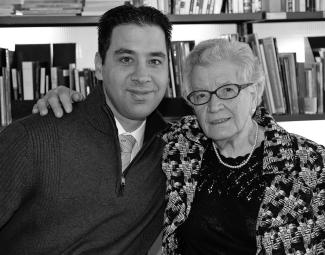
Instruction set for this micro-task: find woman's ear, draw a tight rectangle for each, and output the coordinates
[95,52,103,80]
[249,84,259,115]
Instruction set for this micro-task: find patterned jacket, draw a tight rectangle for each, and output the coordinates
[161,106,325,255]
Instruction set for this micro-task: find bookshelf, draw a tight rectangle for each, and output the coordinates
[1,12,325,126]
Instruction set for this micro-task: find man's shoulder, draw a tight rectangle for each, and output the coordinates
[7,103,85,136]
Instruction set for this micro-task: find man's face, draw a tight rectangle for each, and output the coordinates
[95,24,169,126]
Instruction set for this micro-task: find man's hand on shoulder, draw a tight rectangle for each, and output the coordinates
[32,86,85,118]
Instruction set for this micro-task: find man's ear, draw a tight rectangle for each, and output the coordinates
[95,52,103,80]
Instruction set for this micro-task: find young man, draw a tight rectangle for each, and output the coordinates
[0,5,171,254]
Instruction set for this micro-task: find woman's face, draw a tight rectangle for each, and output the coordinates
[191,61,257,143]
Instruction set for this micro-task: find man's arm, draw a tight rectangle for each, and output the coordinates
[32,86,84,118]
[0,122,32,228]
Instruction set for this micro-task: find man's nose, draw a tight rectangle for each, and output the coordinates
[131,62,151,84]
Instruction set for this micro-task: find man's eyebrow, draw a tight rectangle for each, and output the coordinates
[114,48,134,55]
[150,52,167,58]
[114,48,166,58]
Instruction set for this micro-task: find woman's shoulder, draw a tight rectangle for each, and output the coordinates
[162,115,202,141]
[290,132,325,159]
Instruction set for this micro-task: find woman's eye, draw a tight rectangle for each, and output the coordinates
[225,87,235,92]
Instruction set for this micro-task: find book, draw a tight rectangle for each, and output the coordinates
[259,37,286,114]
[258,42,276,114]
[52,43,76,70]
[296,62,306,113]
[315,60,324,113]
[278,53,299,114]
[0,47,12,125]
[304,65,317,114]
[11,68,18,100]
[14,43,51,74]
[21,61,34,100]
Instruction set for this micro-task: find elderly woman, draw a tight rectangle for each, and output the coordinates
[162,39,325,254]
[33,39,325,254]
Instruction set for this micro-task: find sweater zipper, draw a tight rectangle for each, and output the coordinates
[117,133,160,196]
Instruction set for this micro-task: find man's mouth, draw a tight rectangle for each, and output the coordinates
[129,90,154,100]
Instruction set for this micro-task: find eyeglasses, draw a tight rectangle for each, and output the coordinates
[187,83,254,106]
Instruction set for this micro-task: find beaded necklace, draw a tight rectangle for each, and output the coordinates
[212,121,258,169]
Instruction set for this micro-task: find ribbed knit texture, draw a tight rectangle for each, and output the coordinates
[0,85,168,255]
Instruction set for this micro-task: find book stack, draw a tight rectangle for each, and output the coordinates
[82,0,128,16]
[0,0,22,15]
[130,0,171,13]
[263,0,325,17]
[174,0,225,14]
[17,0,83,16]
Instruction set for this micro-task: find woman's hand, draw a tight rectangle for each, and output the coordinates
[32,86,85,118]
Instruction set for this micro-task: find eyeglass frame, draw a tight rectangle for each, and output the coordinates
[186,83,254,106]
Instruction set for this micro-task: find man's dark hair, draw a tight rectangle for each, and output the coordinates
[98,5,172,63]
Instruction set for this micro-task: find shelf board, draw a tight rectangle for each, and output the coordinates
[168,12,264,24]
[0,15,100,26]
[0,13,265,27]
[265,11,325,21]
[274,113,325,122]
[0,12,324,27]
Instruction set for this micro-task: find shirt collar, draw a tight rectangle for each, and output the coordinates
[114,117,146,148]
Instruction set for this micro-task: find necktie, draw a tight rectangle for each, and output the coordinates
[119,134,136,172]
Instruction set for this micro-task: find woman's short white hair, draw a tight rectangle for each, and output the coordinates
[182,38,265,105]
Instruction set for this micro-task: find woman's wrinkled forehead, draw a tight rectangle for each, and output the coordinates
[190,61,242,90]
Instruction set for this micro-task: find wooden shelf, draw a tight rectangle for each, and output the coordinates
[168,13,264,24]
[0,15,99,27]
[265,11,325,21]
[0,13,265,27]
[0,12,324,27]
[274,113,325,122]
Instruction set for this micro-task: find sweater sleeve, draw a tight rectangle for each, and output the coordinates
[0,121,33,228]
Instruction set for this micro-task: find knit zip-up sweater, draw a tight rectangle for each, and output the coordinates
[161,107,325,254]
[0,85,168,255]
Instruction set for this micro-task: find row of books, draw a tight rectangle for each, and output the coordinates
[166,34,325,117]
[174,0,324,15]
[0,64,99,126]
[241,34,325,115]
[2,35,325,126]
[0,42,99,126]
[262,0,325,13]
[1,0,324,16]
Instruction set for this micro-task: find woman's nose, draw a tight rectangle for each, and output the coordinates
[208,94,224,112]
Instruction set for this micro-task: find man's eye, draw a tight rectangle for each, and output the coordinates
[120,57,133,64]
[149,59,162,65]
